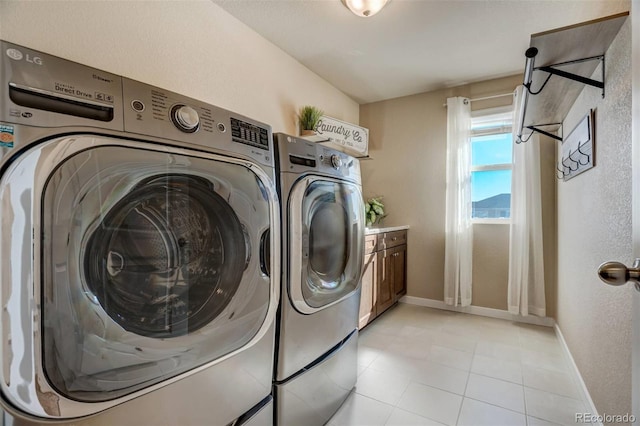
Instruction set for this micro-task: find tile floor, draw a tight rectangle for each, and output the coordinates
[328,303,588,426]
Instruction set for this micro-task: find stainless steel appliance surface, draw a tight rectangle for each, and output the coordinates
[273,133,365,426]
[0,41,279,425]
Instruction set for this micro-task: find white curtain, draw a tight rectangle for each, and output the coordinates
[508,86,546,316]
[444,97,473,307]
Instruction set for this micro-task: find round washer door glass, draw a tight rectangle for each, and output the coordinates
[298,179,364,308]
[83,174,245,338]
[41,142,274,402]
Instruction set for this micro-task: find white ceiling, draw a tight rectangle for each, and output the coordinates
[214,0,629,104]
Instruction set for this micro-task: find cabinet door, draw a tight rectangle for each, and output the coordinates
[376,250,395,313]
[391,245,407,299]
[358,251,377,329]
[364,234,378,254]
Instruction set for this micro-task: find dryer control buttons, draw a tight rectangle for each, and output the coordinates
[171,104,200,133]
[330,154,343,169]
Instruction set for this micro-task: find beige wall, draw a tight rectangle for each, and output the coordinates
[0,1,359,134]
[471,224,509,310]
[556,19,632,420]
[360,76,557,316]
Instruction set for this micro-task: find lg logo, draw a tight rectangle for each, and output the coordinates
[6,49,22,60]
[6,48,43,65]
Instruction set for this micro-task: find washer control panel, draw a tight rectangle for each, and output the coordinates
[122,78,274,167]
[1,40,275,168]
[1,40,124,131]
[171,104,200,133]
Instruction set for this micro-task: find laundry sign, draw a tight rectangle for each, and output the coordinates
[314,116,369,157]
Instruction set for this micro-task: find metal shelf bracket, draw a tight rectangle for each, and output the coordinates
[530,55,606,99]
[513,12,628,145]
[524,123,563,142]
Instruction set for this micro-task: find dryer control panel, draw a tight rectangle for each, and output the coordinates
[275,133,361,184]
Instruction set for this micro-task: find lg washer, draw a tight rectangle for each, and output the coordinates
[0,41,279,425]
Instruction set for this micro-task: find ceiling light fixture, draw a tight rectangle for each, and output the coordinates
[341,0,390,18]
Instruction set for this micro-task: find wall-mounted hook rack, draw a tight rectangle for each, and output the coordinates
[514,12,628,145]
[557,110,595,182]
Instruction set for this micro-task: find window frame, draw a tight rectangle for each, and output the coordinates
[470,106,514,225]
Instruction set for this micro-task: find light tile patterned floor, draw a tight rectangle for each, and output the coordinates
[328,303,587,426]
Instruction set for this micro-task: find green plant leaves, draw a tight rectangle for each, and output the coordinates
[364,196,386,227]
[298,105,324,131]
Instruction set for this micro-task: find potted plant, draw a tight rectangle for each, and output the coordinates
[365,196,386,227]
[298,105,324,136]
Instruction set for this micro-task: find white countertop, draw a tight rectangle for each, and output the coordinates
[365,225,409,235]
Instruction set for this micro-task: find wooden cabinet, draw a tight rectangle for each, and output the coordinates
[390,245,407,299]
[358,248,378,329]
[376,249,395,313]
[358,229,408,330]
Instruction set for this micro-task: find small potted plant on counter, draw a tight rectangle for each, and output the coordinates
[298,105,324,136]
[365,197,386,227]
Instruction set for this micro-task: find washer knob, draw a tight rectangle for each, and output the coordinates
[331,154,343,169]
[171,105,200,133]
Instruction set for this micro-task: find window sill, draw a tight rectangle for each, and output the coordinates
[472,218,511,225]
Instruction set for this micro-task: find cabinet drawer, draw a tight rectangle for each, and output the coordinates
[381,230,407,249]
[364,234,378,254]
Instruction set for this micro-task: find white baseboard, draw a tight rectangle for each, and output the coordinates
[399,295,556,327]
[554,324,602,426]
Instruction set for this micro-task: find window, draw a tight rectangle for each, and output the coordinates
[470,109,513,220]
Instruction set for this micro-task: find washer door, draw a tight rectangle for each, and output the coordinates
[288,176,365,314]
[0,135,278,417]
[83,173,246,338]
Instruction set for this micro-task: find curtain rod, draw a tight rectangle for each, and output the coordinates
[443,91,515,107]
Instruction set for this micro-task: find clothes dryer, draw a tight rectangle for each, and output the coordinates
[273,133,365,425]
[0,41,279,425]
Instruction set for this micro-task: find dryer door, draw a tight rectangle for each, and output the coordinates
[289,176,365,314]
[0,135,278,418]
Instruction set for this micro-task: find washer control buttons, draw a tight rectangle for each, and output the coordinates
[131,100,145,112]
[330,154,342,169]
[171,104,200,133]
[217,122,226,132]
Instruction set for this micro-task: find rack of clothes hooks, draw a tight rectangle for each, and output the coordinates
[557,111,594,181]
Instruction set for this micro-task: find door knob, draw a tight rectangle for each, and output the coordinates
[597,259,640,291]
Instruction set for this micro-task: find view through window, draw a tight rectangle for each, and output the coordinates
[470,110,513,219]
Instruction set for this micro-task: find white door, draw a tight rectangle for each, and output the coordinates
[633,1,640,417]
[598,4,640,417]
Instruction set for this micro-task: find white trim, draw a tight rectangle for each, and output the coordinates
[400,296,555,327]
[472,218,511,225]
[471,163,512,172]
[554,324,602,426]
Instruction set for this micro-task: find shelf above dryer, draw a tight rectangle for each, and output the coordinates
[516,11,628,143]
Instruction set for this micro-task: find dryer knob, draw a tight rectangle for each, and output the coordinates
[171,105,200,133]
[331,154,343,169]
